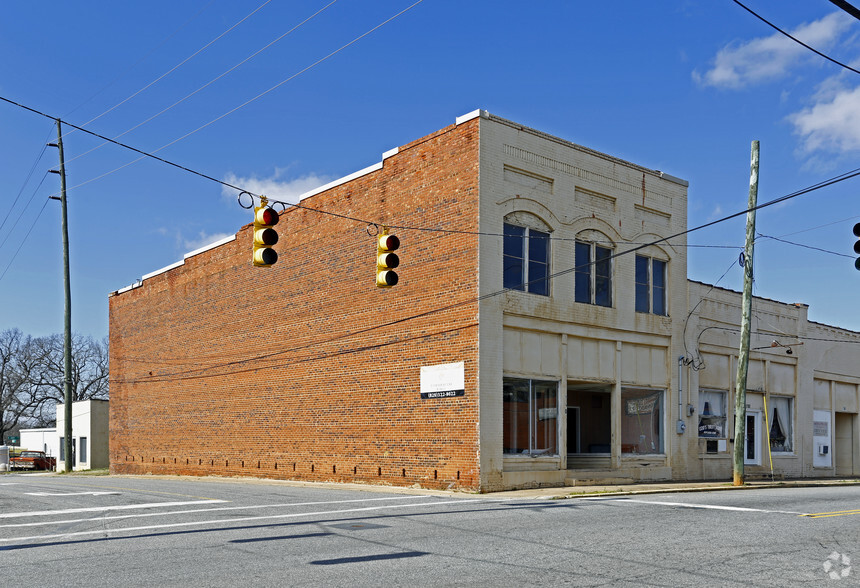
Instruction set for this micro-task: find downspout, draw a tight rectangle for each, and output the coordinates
[677,357,686,435]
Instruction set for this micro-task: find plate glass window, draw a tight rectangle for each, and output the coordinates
[768,396,793,453]
[698,390,727,438]
[621,389,664,454]
[504,223,549,295]
[503,378,558,455]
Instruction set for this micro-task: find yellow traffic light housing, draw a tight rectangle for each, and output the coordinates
[376,229,400,287]
[253,197,279,267]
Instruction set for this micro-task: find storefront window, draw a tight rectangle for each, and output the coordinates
[698,390,727,438]
[768,396,793,453]
[621,389,664,455]
[503,378,558,456]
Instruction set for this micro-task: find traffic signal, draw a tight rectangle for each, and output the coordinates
[253,201,279,267]
[376,230,400,287]
[854,223,860,271]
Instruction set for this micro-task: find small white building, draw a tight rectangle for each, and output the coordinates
[56,399,109,472]
[19,427,59,458]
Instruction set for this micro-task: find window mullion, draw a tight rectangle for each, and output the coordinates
[529,380,535,455]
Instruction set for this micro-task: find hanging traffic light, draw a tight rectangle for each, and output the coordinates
[854,223,860,271]
[376,230,400,287]
[253,199,279,267]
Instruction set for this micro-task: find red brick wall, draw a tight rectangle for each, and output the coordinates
[109,119,483,490]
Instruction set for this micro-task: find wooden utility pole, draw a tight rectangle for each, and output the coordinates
[733,140,759,486]
[49,119,73,472]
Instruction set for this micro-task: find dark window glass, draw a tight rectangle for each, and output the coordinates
[504,378,558,456]
[594,246,612,307]
[574,242,592,303]
[503,379,530,454]
[635,255,650,313]
[503,224,525,290]
[528,230,550,295]
[652,259,667,316]
[504,223,550,296]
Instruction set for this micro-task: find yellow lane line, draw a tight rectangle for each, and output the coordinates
[801,509,860,519]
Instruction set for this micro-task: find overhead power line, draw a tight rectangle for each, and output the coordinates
[732,0,860,76]
[756,233,853,258]
[64,0,334,167]
[0,172,50,256]
[0,1,424,201]
[0,126,53,238]
[63,0,218,120]
[0,199,50,283]
[828,0,860,22]
[58,0,426,194]
[73,0,273,131]
[0,94,249,194]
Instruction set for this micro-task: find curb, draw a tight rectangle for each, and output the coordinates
[525,479,860,500]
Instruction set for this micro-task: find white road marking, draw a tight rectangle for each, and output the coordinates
[0,495,435,529]
[0,499,228,520]
[0,499,497,544]
[620,498,804,514]
[27,491,122,497]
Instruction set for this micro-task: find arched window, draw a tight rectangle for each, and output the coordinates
[503,213,551,296]
[635,254,668,315]
[574,231,613,307]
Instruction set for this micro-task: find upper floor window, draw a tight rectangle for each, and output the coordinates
[635,255,667,315]
[574,241,612,307]
[504,222,550,295]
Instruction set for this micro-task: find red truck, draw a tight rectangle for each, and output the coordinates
[10,450,56,471]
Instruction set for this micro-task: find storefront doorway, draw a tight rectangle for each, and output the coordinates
[567,385,611,468]
[744,411,761,466]
[835,413,855,476]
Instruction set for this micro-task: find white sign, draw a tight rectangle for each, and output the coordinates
[812,410,832,469]
[420,362,465,399]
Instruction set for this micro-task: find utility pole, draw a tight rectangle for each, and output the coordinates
[48,119,73,473]
[733,140,759,486]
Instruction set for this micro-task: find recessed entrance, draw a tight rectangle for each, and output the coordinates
[567,385,611,468]
[835,413,855,476]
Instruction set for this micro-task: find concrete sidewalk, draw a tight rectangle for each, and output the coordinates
[486,477,860,500]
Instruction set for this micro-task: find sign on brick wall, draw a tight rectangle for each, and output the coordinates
[420,362,465,399]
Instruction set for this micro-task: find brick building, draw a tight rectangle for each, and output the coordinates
[110,111,860,491]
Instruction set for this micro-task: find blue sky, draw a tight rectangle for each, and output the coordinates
[1,0,859,339]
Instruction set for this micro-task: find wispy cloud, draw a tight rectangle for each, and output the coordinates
[221,169,332,205]
[693,11,852,89]
[181,231,233,252]
[790,81,860,154]
[708,204,723,221]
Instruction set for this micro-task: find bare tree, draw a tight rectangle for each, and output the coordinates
[28,334,109,426]
[0,329,48,442]
[0,330,109,436]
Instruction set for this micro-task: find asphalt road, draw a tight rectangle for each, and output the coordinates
[0,473,857,586]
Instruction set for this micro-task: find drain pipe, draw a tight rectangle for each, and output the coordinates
[677,356,686,434]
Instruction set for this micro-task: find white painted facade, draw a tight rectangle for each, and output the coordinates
[55,399,110,472]
[473,113,860,490]
[19,427,59,458]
